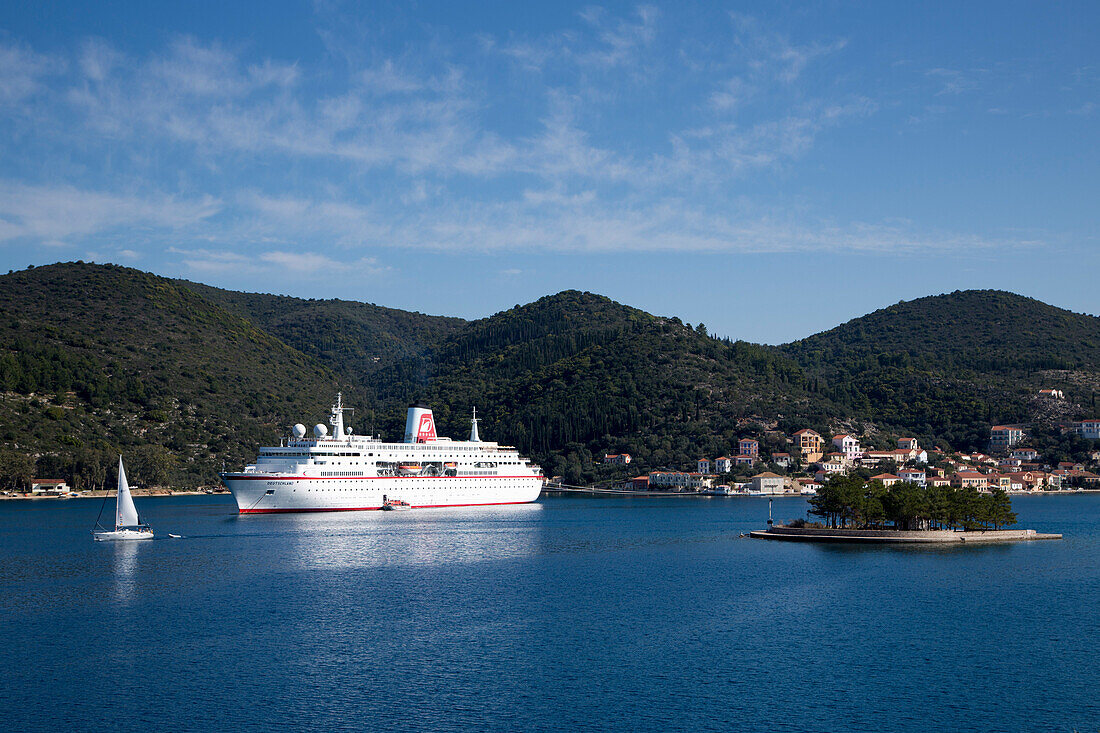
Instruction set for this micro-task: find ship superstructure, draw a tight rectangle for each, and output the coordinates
[220,395,543,513]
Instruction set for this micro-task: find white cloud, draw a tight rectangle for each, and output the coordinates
[1,10,1035,267]
[78,38,122,82]
[169,245,386,277]
[0,181,221,244]
[149,36,246,97]
[490,4,659,73]
[926,67,984,96]
[167,247,250,273]
[0,39,61,104]
[728,12,847,84]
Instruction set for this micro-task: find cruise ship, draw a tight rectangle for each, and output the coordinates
[220,395,544,513]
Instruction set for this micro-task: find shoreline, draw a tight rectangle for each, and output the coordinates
[0,489,229,501]
[750,525,1062,543]
[542,486,1100,498]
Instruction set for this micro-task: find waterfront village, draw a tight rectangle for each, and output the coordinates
[594,417,1100,497]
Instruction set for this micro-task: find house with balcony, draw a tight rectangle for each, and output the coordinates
[990,425,1026,452]
[953,471,989,490]
[831,434,862,462]
[770,452,791,468]
[1010,447,1039,462]
[861,450,901,467]
[697,458,711,474]
[1006,471,1046,492]
[898,468,926,486]
[738,438,759,457]
[792,429,824,463]
[1073,419,1100,440]
[714,456,732,474]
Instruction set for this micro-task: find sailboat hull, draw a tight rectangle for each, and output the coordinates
[93,528,154,542]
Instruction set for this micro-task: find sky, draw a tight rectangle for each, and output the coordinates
[1,1,1097,343]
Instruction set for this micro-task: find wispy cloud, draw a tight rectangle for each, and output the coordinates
[926,67,984,96]
[728,12,847,85]
[0,181,220,245]
[486,4,658,73]
[169,246,386,276]
[0,7,1037,266]
[0,38,62,104]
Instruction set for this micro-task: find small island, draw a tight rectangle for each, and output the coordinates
[751,475,1061,543]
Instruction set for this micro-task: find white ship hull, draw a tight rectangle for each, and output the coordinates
[221,396,543,515]
[223,474,542,513]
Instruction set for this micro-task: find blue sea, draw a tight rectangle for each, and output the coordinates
[0,493,1097,732]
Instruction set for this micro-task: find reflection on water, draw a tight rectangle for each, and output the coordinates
[109,539,142,604]
[275,503,546,569]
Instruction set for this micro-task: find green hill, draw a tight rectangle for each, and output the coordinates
[179,281,465,380]
[781,290,1100,449]
[0,263,346,487]
[784,290,1100,374]
[1,265,1097,490]
[372,290,811,480]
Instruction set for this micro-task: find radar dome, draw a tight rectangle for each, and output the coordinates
[313,423,328,438]
[292,423,307,439]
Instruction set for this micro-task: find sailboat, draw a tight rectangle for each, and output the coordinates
[93,456,154,542]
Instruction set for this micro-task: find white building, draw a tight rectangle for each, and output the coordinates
[714,456,732,473]
[697,458,711,474]
[898,468,927,486]
[1074,420,1100,441]
[831,434,862,461]
[990,425,1026,452]
[750,472,787,494]
[30,479,69,495]
[650,472,710,491]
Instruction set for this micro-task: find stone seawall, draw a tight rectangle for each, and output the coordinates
[750,526,1062,543]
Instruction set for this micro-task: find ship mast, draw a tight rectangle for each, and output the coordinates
[469,407,480,442]
[330,392,346,440]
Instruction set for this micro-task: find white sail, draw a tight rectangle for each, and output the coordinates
[115,456,140,529]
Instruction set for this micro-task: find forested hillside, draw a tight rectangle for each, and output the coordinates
[179,281,465,380]
[371,291,811,480]
[0,263,347,487]
[2,264,1098,489]
[782,291,1100,450]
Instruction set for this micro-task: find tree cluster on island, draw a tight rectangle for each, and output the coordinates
[804,474,1017,531]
